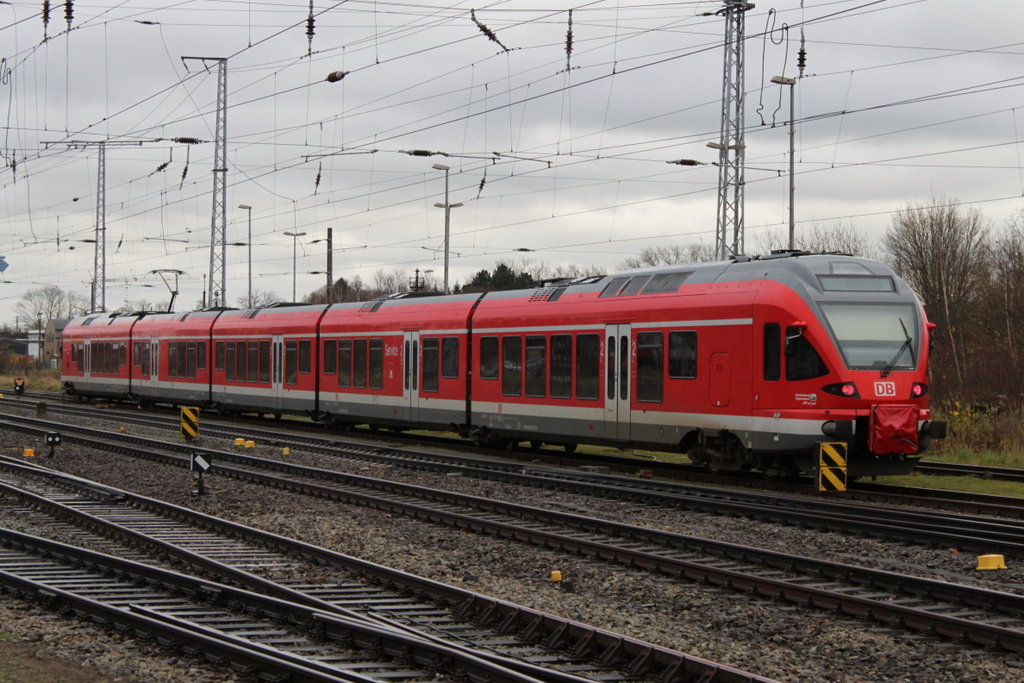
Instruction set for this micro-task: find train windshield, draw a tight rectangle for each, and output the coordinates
[818,302,920,371]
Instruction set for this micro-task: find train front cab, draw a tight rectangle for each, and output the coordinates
[749,257,946,478]
[61,313,138,401]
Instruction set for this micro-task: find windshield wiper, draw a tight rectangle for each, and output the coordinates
[881,318,915,378]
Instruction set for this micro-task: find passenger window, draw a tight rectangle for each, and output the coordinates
[168,341,178,378]
[479,336,499,380]
[338,340,352,387]
[369,339,383,389]
[763,323,781,381]
[442,337,459,379]
[215,341,225,371]
[576,334,600,400]
[353,339,367,388]
[422,338,439,392]
[225,342,236,381]
[525,336,546,398]
[324,340,337,374]
[259,341,271,383]
[236,341,246,382]
[636,332,663,402]
[502,336,522,396]
[668,331,697,379]
[285,340,298,385]
[247,341,258,382]
[299,340,311,374]
[550,335,572,399]
[197,342,206,370]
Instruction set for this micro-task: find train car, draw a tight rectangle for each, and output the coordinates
[61,252,946,478]
[61,312,141,400]
[210,305,328,417]
[317,292,481,430]
[130,310,221,406]
[467,253,944,478]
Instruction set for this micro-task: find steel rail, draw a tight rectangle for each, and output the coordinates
[0,527,556,683]
[5,412,1024,557]
[0,457,773,683]
[7,419,1024,654]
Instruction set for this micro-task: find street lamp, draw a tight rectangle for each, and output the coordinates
[771,75,797,250]
[238,204,252,307]
[432,164,462,294]
[283,231,307,302]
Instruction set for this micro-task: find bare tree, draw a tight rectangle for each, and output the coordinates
[618,242,715,270]
[883,197,990,394]
[13,285,82,327]
[235,290,284,308]
[753,221,876,258]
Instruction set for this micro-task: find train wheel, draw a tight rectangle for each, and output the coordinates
[563,443,577,453]
[530,440,543,450]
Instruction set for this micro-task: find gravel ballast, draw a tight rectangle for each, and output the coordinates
[0,416,1022,682]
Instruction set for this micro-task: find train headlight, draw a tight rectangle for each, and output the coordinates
[821,382,859,398]
[911,383,928,398]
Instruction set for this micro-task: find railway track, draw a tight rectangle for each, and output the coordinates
[10,396,1024,516]
[0,456,769,683]
[0,526,574,683]
[5,406,1024,551]
[5,416,1024,654]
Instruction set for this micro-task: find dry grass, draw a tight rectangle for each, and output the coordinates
[0,369,62,393]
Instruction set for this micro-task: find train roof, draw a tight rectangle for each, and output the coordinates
[475,252,915,303]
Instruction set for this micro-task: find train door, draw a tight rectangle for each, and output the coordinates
[271,335,285,406]
[133,338,159,393]
[403,331,420,422]
[604,324,632,441]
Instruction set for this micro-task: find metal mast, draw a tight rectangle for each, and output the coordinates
[92,142,106,312]
[712,0,754,260]
[183,56,228,308]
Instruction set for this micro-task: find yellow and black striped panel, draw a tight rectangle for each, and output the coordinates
[818,441,848,492]
[180,407,200,440]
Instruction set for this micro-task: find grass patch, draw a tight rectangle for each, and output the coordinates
[0,369,61,393]
[875,473,1024,498]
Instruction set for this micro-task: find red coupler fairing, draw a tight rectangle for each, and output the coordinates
[869,404,919,455]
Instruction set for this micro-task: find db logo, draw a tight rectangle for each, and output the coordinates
[874,381,897,397]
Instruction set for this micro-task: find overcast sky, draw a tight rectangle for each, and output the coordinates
[1,0,1022,322]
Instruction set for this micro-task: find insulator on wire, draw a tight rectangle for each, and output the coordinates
[325,70,348,83]
[565,9,573,72]
[42,1,51,36]
[64,0,73,30]
[306,1,315,56]
[471,9,510,53]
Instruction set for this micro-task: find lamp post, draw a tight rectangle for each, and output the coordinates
[432,164,462,294]
[771,75,797,250]
[283,231,306,302]
[238,204,252,308]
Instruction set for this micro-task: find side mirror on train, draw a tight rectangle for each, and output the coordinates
[784,322,806,357]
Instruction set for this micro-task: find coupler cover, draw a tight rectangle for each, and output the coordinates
[869,404,919,455]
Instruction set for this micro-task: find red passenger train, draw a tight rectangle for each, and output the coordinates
[61,252,946,478]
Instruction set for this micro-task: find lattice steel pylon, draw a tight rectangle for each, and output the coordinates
[183,56,228,308]
[92,141,106,313]
[712,0,754,261]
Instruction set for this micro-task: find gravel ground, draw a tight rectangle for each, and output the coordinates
[1,413,1023,682]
